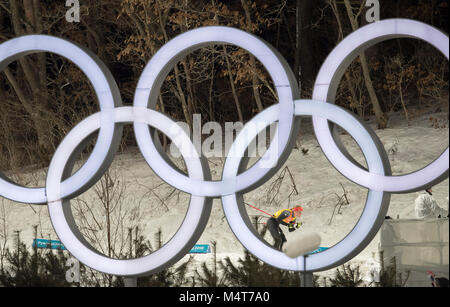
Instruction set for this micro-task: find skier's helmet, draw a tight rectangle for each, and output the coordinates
[292,206,303,216]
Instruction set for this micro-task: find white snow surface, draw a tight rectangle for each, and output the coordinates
[1,109,448,284]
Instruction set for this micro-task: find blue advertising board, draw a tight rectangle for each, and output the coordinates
[33,238,66,250]
[307,247,329,255]
[33,240,211,254]
[189,244,211,254]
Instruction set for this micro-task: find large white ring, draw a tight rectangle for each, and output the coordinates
[47,107,211,276]
[313,19,449,193]
[222,100,391,272]
[0,35,122,204]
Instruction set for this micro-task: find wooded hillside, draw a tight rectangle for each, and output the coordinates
[0,0,448,170]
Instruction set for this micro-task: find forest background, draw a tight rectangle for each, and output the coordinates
[0,0,448,171]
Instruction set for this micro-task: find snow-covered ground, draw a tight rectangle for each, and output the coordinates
[1,108,448,284]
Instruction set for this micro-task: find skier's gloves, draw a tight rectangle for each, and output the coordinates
[295,222,302,229]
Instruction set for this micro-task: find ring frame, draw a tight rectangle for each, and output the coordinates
[0,35,123,204]
[47,107,212,276]
[312,19,449,194]
[222,100,391,272]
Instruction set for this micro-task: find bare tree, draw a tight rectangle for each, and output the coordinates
[342,0,388,128]
[6,1,53,160]
[71,168,146,286]
[240,0,264,112]
[0,199,9,273]
[294,0,315,90]
[221,45,244,123]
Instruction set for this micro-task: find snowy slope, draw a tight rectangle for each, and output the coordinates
[1,109,448,283]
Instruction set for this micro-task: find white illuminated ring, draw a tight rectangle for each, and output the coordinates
[133,26,300,197]
[0,35,123,204]
[222,100,391,272]
[47,107,211,277]
[312,19,449,193]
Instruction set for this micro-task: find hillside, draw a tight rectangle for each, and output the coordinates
[1,108,448,283]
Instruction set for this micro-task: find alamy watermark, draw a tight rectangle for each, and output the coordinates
[65,257,80,283]
[169,114,279,168]
[365,0,380,23]
[65,0,80,23]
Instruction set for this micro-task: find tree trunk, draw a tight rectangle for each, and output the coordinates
[208,52,216,122]
[156,4,192,128]
[222,45,244,123]
[343,0,388,128]
[240,0,264,112]
[295,0,315,91]
[329,0,361,117]
[174,64,193,128]
[158,95,168,151]
[181,57,196,116]
[9,0,53,160]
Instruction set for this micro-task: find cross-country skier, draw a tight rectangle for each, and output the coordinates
[267,206,303,251]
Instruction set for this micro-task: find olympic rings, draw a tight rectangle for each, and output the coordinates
[0,19,448,276]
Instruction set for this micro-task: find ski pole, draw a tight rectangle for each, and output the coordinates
[244,202,272,217]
